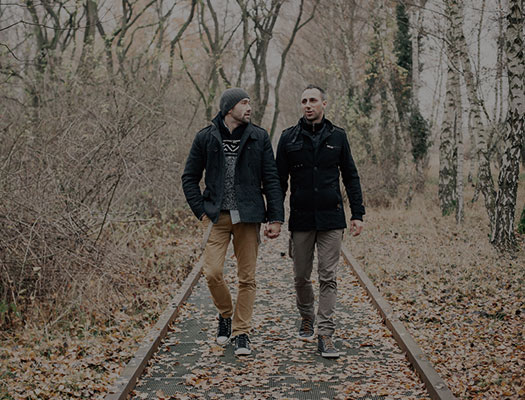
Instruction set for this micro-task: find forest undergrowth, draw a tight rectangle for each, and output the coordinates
[346,179,524,399]
[0,211,201,399]
[1,178,523,399]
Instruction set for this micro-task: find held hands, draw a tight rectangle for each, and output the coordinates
[349,219,364,236]
[264,222,281,239]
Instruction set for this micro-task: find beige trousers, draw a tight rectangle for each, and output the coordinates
[202,212,260,337]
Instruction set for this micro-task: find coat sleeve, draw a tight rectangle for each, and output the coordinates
[340,133,365,220]
[181,132,206,220]
[261,132,284,223]
[275,131,290,196]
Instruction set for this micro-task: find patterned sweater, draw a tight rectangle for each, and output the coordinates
[219,118,246,211]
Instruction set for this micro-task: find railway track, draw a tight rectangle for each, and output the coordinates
[105,233,455,400]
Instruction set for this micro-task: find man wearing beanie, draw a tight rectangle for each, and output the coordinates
[182,88,284,356]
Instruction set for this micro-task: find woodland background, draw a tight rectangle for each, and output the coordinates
[0,0,524,399]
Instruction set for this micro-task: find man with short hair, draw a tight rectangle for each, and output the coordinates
[182,88,283,356]
[276,84,365,358]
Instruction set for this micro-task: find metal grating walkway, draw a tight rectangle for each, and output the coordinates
[130,233,430,399]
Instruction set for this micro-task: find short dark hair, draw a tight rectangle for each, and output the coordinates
[303,84,326,100]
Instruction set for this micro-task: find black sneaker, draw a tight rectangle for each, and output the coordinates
[233,333,251,356]
[318,335,340,358]
[216,314,231,346]
[298,316,315,339]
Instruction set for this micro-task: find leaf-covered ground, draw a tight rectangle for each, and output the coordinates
[1,181,523,399]
[0,214,201,400]
[346,185,525,399]
[132,232,429,399]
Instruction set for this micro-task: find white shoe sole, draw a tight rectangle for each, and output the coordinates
[234,348,252,356]
[298,332,315,341]
[216,336,230,346]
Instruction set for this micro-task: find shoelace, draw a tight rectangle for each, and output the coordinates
[236,334,250,347]
[301,317,314,332]
[320,335,335,349]
[218,317,230,336]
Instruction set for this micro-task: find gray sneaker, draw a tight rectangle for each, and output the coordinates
[298,316,315,340]
[318,335,340,358]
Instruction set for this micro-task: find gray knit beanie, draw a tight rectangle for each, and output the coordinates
[220,88,250,116]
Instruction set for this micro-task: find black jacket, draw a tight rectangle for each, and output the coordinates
[276,117,365,231]
[182,113,284,224]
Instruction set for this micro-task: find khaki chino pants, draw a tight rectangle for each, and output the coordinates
[202,212,260,337]
[290,229,343,336]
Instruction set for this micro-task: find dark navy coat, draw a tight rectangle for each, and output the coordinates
[276,117,365,231]
[182,114,284,224]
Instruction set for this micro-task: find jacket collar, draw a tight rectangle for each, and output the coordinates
[210,112,256,148]
[300,116,326,134]
[296,116,335,145]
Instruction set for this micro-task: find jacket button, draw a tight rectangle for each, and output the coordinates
[314,188,318,192]
[314,166,318,171]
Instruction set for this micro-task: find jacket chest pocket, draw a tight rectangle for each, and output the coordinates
[207,141,220,153]
[319,143,341,166]
[244,142,262,166]
[206,142,222,168]
[285,142,305,167]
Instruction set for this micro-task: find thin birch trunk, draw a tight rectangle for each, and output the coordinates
[467,0,485,183]
[430,42,445,131]
[490,0,524,251]
[493,0,504,124]
[410,7,420,103]
[439,65,458,215]
[455,77,464,224]
[454,0,496,225]
[439,0,460,215]
[410,0,427,104]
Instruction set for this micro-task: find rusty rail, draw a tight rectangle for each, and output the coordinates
[341,245,457,400]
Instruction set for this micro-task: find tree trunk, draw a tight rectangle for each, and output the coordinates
[455,77,464,224]
[410,0,427,103]
[78,0,97,75]
[439,0,460,215]
[454,0,497,224]
[269,0,318,139]
[452,1,464,223]
[490,0,524,251]
[439,67,458,215]
[236,0,282,125]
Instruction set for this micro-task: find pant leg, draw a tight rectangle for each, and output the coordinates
[203,212,234,318]
[316,229,343,336]
[231,222,260,337]
[291,231,316,319]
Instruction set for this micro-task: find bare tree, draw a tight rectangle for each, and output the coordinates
[269,0,319,138]
[490,0,524,251]
[179,0,239,121]
[454,1,496,220]
[439,0,463,218]
[78,0,97,74]
[94,0,158,78]
[165,0,198,83]
[22,1,80,105]
[91,0,196,80]
[236,0,317,127]
[455,74,464,223]
[236,0,283,124]
[409,0,428,103]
